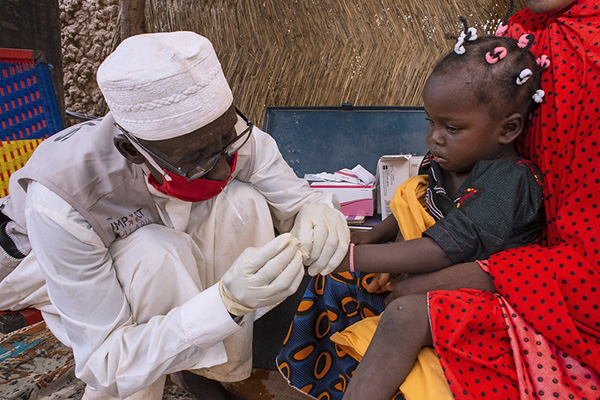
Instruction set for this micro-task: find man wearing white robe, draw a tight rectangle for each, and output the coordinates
[0,32,349,400]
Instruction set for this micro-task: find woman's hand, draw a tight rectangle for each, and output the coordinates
[385,262,496,305]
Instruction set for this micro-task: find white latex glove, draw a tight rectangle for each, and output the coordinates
[219,233,305,316]
[291,203,350,276]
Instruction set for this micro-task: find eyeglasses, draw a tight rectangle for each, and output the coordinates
[114,108,253,181]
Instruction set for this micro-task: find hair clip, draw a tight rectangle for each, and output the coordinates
[454,27,478,55]
[485,47,507,64]
[495,23,508,37]
[516,68,533,85]
[532,89,545,103]
[497,0,515,36]
[536,55,551,69]
[517,34,531,48]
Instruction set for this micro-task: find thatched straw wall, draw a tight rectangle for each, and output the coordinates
[145,0,524,125]
[61,0,524,127]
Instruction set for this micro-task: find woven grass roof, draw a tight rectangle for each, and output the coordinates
[144,0,524,126]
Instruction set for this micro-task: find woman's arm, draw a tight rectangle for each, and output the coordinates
[384,261,496,305]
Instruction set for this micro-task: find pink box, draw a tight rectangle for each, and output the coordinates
[310,182,375,216]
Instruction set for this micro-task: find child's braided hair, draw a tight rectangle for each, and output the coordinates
[432,19,545,121]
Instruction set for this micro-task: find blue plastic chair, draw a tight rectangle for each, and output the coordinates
[0,47,63,197]
[0,47,63,333]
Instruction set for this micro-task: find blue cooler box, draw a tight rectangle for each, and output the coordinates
[252,104,429,369]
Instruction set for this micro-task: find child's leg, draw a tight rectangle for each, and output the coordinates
[343,294,432,400]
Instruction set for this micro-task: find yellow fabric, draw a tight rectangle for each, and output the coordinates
[330,174,451,399]
[331,316,453,400]
[330,315,382,362]
[389,174,435,240]
[0,139,43,197]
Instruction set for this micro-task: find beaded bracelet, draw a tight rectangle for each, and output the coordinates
[349,243,355,272]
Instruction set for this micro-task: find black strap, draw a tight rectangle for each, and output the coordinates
[0,208,9,225]
[0,218,26,259]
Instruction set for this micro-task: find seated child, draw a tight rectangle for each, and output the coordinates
[278,24,548,400]
[340,30,547,400]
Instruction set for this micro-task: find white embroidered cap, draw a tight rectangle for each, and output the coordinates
[97,31,233,140]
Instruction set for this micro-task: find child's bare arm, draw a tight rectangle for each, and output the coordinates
[349,215,403,292]
[336,237,450,275]
[351,215,401,245]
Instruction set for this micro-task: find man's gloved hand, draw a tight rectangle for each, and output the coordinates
[291,203,350,276]
[219,233,305,316]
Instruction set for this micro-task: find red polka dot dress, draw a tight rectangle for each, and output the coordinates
[429,1,600,398]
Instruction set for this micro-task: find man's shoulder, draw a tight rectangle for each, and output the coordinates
[38,114,115,152]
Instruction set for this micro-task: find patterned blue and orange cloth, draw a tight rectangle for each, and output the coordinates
[0,48,63,197]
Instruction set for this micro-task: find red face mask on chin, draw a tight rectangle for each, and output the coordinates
[147,154,238,202]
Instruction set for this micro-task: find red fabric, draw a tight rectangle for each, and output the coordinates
[429,1,600,398]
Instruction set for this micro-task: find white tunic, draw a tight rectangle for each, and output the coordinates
[0,122,337,399]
